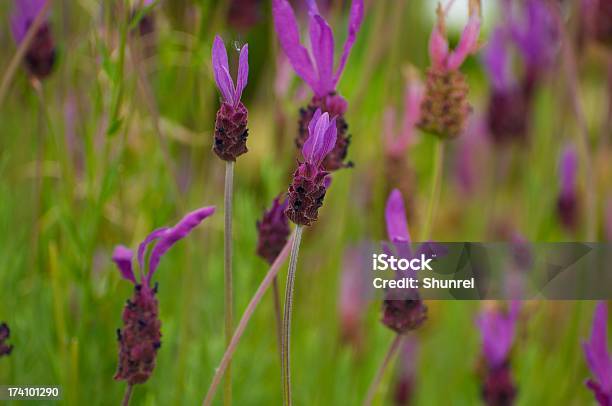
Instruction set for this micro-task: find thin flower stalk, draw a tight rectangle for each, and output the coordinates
[281,110,338,405]
[202,235,294,406]
[211,35,250,405]
[363,334,403,406]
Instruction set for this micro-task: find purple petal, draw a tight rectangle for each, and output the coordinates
[112,245,136,284]
[302,111,337,166]
[385,189,411,244]
[323,175,332,189]
[333,0,364,87]
[446,13,481,71]
[147,206,215,283]
[235,43,249,103]
[137,227,170,271]
[212,36,235,105]
[428,18,449,70]
[482,28,513,90]
[583,302,612,391]
[11,0,48,44]
[476,306,519,367]
[559,144,578,195]
[309,14,335,95]
[308,108,323,136]
[272,0,319,94]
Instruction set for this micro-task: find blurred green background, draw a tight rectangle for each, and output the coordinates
[0,0,610,404]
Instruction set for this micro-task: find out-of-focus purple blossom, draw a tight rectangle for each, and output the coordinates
[394,337,418,406]
[477,302,520,369]
[454,113,489,195]
[477,302,520,406]
[581,0,612,48]
[557,144,579,231]
[256,195,291,264]
[212,36,249,161]
[383,79,423,159]
[338,244,371,348]
[227,0,264,31]
[510,0,559,82]
[582,301,612,406]
[10,0,56,79]
[286,109,336,226]
[0,322,13,357]
[419,3,478,139]
[381,189,427,334]
[111,207,215,385]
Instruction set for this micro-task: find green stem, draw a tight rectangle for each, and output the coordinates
[281,225,304,406]
[363,334,403,406]
[223,161,235,406]
[272,277,283,366]
[420,140,445,241]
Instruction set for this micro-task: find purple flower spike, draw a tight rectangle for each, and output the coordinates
[302,109,338,166]
[10,0,56,79]
[212,36,250,161]
[112,206,214,386]
[256,195,291,264]
[582,301,612,406]
[112,246,136,284]
[557,145,579,230]
[272,0,364,97]
[385,189,411,244]
[147,206,215,282]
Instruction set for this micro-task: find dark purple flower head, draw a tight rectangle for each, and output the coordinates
[285,109,336,226]
[476,302,520,369]
[212,36,249,161]
[10,0,56,79]
[256,195,291,264]
[581,0,612,48]
[557,144,579,230]
[582,301,612,406]
[0,322,13,357]
[111,206,215,385]
[272,0,364,98]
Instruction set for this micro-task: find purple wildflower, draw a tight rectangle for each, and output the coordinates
[227,0,264,31]
[285,109,336,226]
[557,144,579,231]
[419,3,480,139]
[0,322,13,357]
[581,0,612,48]
[272,0,364,170]
[212,35,249,161]
[256,195,291,264]
[454,113,489,195]
[381,190,427,334]
[10,0,56,79]
[476,302,520,406]
[112,207,215,385]
[582,301,612,406]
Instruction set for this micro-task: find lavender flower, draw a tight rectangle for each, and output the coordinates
[212,35,249,161]
[112,207,215,385]
[10,0,56,79]
[227,0,263,31]
[256,195,291,264]
[476,302,520,406]
[285,109,336,226]
[0,323,13,357]
[582,301,612,406]
[454,113,488,195]
[130,0,157,57]
[483,0,558,144]
[272,0,364,170]
[419,3,480,139]
[557,144,579,231]
[381,189,427,334]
